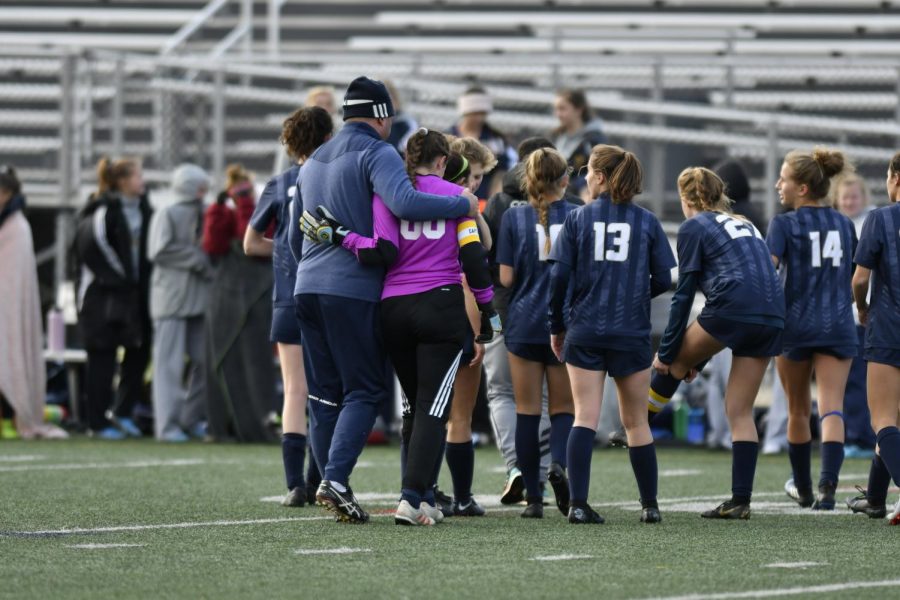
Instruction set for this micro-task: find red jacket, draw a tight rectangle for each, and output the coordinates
[202,192,257,257]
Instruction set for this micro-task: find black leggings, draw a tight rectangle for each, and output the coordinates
[84,343,149,431]
[382,285,468,495]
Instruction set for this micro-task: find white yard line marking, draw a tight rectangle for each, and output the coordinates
[531,554,593,562]
[3,516,331,537]
[67,543,146,549]
[764,562,827,569]
[0,458,205,473]
[660,469,703,477]
[637,578,900,600]
[294,547,371,555]
[0,455,44,463]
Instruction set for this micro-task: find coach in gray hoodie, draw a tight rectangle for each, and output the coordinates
[148,164,212,442]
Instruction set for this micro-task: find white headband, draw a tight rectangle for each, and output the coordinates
[457,93,493,116]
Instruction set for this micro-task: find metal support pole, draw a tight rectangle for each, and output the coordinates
[212,66,226,188]
[650,58,666,217]
[724,35,735,109]
[764,120,779,225]
[242,0,253,59]
[268,0,281,61]
[551,27,561,90]
[895,66,900,149]
[112,54,125,157]
[56,53,77,294]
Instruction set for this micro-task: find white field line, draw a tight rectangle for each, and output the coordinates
[660,469,703,477]
[764,562,826,569]
[67,543,146,549]
[0,455,44,463]
[637,579,900,600]
[294,547,371,555]
[531,554,593,562]
[0,458,205,473]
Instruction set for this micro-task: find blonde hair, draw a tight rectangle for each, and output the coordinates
[524,147,568,255]
[225,164,252,191]
[678,167,733,214]
[588,144,642,204]
[832,173,870,210]
[96,156,139,196]
[449,137,498,172]
[305,86,336,110]
[784,147,849,202]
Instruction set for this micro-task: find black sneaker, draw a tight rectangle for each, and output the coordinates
[547,462,570,516]
[812,482,836,511]
[315,480,369,523]
[607,427,628,449]
[500,468,525,505]
[282,487,307,507]
[846,486,887,518]
[641,506,662,524]
[453,496,486,517]
[700,499,751,520]
[784,478,815,508]
[521,499,544,519]
[305,482,318,506]
[568,503,605,524]
[434,487,454,518]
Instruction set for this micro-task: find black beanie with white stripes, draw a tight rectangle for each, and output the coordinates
[341,76,395,121]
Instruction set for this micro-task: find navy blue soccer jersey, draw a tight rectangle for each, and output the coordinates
[549,196,675,349]
[497,200,576,344]
[249,164,300,308]
[678,211,785,325]
[766,206,857,350]
[854,204,900,350]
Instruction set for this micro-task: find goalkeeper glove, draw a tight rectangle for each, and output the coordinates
[476,303,502,343]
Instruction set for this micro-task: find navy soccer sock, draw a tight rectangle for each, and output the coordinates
[549,413,574,468]
[516,413,542,500]
[629,443,659,508]
[401,488,422,509]
[875,427,900,488]
[649,373,680,420]
[566,426,595,504]
[788,441,812,493]
[867,454,891,506]
[281,433,307,491]
[819,441,845,488]
[731,441,759,504]
[445,441,475,503]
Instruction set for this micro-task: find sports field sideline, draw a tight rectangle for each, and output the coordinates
[1,440,898,599]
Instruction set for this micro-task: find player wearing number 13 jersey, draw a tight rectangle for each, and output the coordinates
[767,148,857,512]
[650,167,784,520]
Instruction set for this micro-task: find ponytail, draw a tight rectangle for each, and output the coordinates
[784,147,850,202]
[524,147,568,255]
[96,156,139,197]
[404,128,450,186]
[677,167,733,214]
[588,144,642,204]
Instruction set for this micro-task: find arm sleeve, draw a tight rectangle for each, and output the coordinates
[249,180,278,234]
[854,210,882,269]
[548,261,572,335]
[340,195,400,267]
[368,144,469,221]
[496,211,516,267]
[148,209,210,272]
[202,203,236,257]
[765,216,787,263]
[649,218,676,298]
[656,271,700,365]
[457,218,494,304]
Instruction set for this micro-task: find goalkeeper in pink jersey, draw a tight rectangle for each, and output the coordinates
[300,128,500,525]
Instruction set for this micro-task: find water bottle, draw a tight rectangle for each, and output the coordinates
[673,399,689,441]
[47,306,65,355]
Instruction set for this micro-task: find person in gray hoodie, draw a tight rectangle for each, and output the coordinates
[148,164,212,442]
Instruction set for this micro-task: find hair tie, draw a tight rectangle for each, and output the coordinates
[417,127,429,136]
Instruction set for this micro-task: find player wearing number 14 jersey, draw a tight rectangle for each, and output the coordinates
[768,148,857,511]
[649,167,784,519]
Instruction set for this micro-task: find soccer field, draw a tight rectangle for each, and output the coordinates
[1,440,898,600]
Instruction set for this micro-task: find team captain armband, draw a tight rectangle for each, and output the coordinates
[457,219,481,247]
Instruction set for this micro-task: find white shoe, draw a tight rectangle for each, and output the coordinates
[394,500,435,526]
[420,502,445,524]
[888,497,900,526]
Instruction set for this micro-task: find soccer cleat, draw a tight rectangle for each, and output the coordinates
[846,486,887,519]
[114,417,142,438]
[434,487,454,518]
[394,500,435,526]
[812,482,836,511]
[888,497,900,526]
[453,497,486,517]
[784,478,815,508]
[641,507,662,524]
[282,487,307,507]
[420,502,445,524]
[315,480,369,524]
[92,426,127,441]
[500,467,525,505]
[568,503,605,524]
[521,500,544,519]
[700,499,751,520]
[608,427,628,449]
[547,462,571,516]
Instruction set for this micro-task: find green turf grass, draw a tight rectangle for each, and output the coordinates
[0,439,897,599]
